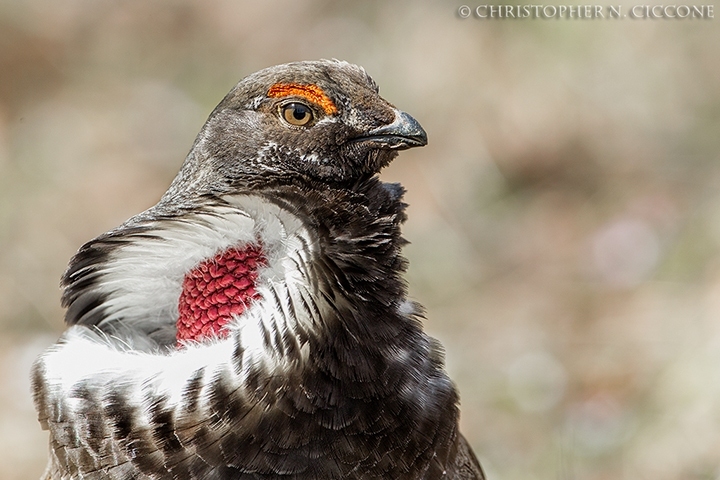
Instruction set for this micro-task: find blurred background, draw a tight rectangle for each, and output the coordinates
[0,0,718,478]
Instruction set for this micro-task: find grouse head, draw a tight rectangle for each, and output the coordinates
[165,60,427,201]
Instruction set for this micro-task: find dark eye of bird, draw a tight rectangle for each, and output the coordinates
[281,103,313,126]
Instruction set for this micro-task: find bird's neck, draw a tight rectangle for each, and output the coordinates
[256,177,431,395]
[268,177,410,320]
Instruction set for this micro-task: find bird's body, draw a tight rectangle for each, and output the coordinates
[32,60,484,480]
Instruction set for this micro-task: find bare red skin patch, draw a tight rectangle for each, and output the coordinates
[177,244,266,346]
[267,83,338,115]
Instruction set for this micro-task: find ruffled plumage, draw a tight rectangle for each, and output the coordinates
[32,60,484,480]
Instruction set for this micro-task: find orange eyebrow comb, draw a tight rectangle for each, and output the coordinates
[267,83,338,115]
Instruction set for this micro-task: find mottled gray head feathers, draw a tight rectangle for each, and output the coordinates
[163,59,427,202]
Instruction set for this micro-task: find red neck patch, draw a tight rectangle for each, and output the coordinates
[177,244,266,345]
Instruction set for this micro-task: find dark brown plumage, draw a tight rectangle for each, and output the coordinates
[32,60,485,479]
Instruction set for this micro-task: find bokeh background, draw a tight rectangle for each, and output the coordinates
[1,1,719,478]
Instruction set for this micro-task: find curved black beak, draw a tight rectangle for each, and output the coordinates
[352,109,428,150]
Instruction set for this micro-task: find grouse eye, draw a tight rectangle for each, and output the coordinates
[281,102,314,126]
